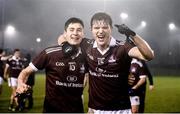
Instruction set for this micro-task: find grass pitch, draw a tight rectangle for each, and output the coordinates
[0,74,180,113]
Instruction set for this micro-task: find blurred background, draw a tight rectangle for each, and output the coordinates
[0,0,180,75]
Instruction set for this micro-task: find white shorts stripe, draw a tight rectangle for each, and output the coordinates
[88,108,132,114]
[8,77,18,87]
[0,77,3,85]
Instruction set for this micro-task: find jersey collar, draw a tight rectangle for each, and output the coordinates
[93,36,116,48]
[93,37,116,55]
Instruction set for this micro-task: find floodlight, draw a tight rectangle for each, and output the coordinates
[141,21,147,27]
[36,37,41,43]
[168,23,176,30]
[120,13,128,20]
[5,25,15,36]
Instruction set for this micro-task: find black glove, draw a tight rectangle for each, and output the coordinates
[15,88,32,111]
[15,88,32,99]
[62,42,77,57]
[114,24,136,37]
[128,88,137,96]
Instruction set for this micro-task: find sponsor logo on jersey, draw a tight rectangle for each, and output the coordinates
[55,62,65,66]
[89,70,119,78]
[95,67,106,73]
[67,75,77,82]
[56,80,83,88]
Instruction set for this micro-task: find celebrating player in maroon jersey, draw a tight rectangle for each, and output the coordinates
[58,12,154,113]
[16,17,88,113]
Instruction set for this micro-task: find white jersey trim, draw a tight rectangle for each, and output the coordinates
[45,47,62,54]
[131,58,143,67]
[139,75,146,78]
[29,62,38,71]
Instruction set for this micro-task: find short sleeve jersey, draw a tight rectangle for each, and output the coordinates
[86,37,134,110]
[129,58,146,85]
[30,45,87,112]
[129,58,147,94]
[7,56,25,78]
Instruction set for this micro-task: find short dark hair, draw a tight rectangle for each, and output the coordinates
[14,48,20,53]
[64,17,84,31]
[90,12,112,28]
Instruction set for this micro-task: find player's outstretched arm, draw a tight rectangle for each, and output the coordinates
[17,66,34,94]
[114,24,154,61]
[129,34,154,61]
[1,55,12,61]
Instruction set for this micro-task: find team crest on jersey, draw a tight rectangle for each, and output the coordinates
[131,67,136,73]
[108,55,116,63]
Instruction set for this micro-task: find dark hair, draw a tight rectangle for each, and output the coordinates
[0,48,3,54]
[90,12,112,28]
[64,17,84,31]
[14,48,20,53]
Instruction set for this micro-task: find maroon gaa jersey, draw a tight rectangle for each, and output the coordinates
[30,45,87,112]
[129,58,146,86]
[86,37,134,110]
[7,56,25,78]
[129,58,147,95]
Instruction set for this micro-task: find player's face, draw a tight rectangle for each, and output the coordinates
[14,51,21,58]
[91,20,112,49]
[65,23,84,45]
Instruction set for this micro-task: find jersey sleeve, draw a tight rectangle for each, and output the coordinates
[30,50,48,71]
[139,67,147,78]
[124,40,135,54]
